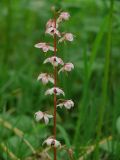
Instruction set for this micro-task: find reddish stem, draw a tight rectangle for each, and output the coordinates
[53,14,57,160]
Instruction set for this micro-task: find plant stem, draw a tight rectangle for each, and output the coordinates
[53,14,57,160]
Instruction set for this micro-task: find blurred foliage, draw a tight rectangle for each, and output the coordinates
[0,0,120,159]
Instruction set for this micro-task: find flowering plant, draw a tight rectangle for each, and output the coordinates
[34,10,74,160]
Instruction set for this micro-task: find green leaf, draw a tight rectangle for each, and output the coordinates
[116,116,120,134]
[57,124,71,147]
[100,140,117,154]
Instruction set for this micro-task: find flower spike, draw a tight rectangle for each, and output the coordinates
[34,10,74,159]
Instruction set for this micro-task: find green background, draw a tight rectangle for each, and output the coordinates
[0,0,120,159]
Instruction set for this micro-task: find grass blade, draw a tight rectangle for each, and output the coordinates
[94,0,114,159]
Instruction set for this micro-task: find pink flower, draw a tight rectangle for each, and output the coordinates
[46,19,58,28]
[37,73,54,85]
[45,87,65,96]
[43,56,64,67]
[59,33,74,42]
[34,42,54,52]
[64,33,74,41]
[58,63,74,74]
[57,100,74,109]
[35,111,53,125]
[57,12,70,22]
[43,137,61,148]
[46,27,61,37]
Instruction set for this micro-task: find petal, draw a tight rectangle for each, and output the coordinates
[44,56,64,67]
[60,89,65,96]
[52,61,59,67]
[55,30,61,37]
[45,114,53,118]
[37,73,49,85]
[43,58,50,64]
[65,105,71,109]
[58,37,65,43]
[42,77,48,84]
[57,103,64,108]
[65,33,74,41]
[49,46,54,51]
[58,58,64,65]
[45,87,65,96]
[56,88,65,96]
[45,27,54,34]
[64,100,74,109]
[48,77,54,84]
[54,140,61,147]
[37,74,42,81]
[42,138,53,146]
[34,43,45,48]
[45,88,53,95]
[58,12,70,22]
[61,91,65,96]
[35,111,44,122]
[43,138,61,148]
[46,19,55,28]
[44,116,49,125]
[42,46,49,52]
[58,67,64,74]
[68,63,74,68]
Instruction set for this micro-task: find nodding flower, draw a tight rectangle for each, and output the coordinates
[43,56,64,67]
[46,27,61,37]
[37,73,54,85]
[46,19,58,29]
[34,42,54,52]
[58,63,74,74]
[59,33,74,43]
[35,111,53,125]
[43,137,61,148]
[45,87,65,96]
[57,12,70,22]
[57,100,74,109]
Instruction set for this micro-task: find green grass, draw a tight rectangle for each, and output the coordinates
[0,0,120,159]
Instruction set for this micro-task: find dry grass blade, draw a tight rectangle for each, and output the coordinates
[0,118,36,154]
[79,136,112,160]
[25,147,52,160]
[0,142,20,160]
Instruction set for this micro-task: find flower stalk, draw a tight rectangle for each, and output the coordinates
[53,14,57,160]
